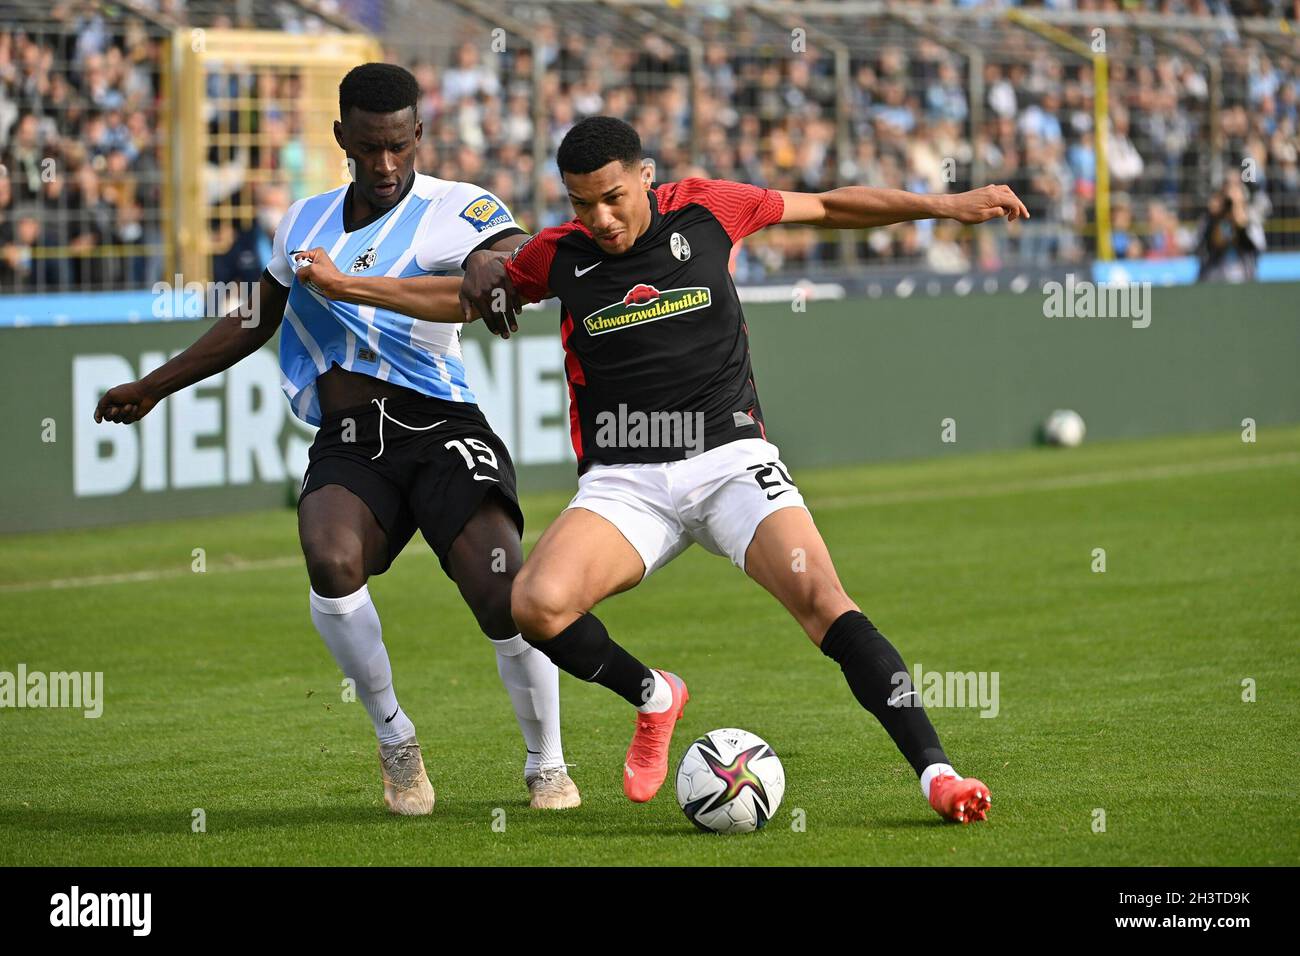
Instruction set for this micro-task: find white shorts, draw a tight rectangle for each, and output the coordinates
[566,438,808,578]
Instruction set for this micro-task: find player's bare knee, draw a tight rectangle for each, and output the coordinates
[510,572,574,640]
[509,575,549,637]
[466,575,518,641]
[303,543,367,598]
[809,581,857,636]
[783,578,855,642]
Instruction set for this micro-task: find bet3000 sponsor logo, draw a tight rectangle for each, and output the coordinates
[582,285,711,336]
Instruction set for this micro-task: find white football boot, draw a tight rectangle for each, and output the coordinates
[378,737,435,815]
[526,766,581,810]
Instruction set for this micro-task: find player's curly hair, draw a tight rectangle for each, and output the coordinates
[557,116,642,175]
[339,63,419,118]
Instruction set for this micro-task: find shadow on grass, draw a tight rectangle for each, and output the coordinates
[861,816,975,830]
[0,799,951,847]
[0,804,391,836]
[0,800,694,838]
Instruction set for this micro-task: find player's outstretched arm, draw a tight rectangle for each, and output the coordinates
[292,247,464,323]
[94,273,289,424]
[294,228,529,330]
[777,184,1030,229]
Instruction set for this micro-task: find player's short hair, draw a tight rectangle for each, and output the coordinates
[556,116,642,175]
[338,63,419,120]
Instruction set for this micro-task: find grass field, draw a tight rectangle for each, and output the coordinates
[2,427,1298,866]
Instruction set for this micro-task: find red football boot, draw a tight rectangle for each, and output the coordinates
[622,670,689,803]
[929,774,991,824]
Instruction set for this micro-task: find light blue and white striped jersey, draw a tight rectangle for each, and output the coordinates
[265,174,523,425]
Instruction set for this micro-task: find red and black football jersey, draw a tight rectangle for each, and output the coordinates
[505,178,785,471]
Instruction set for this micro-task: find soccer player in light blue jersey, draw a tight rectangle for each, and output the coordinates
[93,64,579,814]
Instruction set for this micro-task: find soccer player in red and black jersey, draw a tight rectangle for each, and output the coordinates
[324,115,1029,823]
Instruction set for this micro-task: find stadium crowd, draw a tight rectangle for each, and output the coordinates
[1,0,1297,290]
[1,5,162,290]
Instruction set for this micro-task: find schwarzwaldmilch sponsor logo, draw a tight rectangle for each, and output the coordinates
[582,284,712,336]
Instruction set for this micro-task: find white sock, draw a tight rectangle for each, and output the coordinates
[491,634,566,778]
[309,585,415,747]
[636,670,672,714]
[920,762,961,800]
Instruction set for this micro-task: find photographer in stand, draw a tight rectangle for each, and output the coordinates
[1195,179,1266,283]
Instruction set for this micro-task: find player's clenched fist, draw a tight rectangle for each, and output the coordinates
[94,381,158,424]
[292,246,345,297]
[461,249,520,339]
[943,184,1030,224]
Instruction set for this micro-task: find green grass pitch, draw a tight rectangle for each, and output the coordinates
[2,427,1297,866]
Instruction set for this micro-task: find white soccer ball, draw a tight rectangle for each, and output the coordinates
[675,728,785,834]
[1043,408,1087,448]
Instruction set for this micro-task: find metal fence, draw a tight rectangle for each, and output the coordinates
[389,1,1300,279]
[1,2,168,292]
[2,0,1297,292]
[0,0,370,293]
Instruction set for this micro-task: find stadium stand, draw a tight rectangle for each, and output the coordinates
[1,0,1297,292]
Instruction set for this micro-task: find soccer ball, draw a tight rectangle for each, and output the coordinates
[675,728,785,834]
[1043,408,1086,447]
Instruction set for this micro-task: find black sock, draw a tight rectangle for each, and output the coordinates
[528,612,653,708]
[820,610,948,776]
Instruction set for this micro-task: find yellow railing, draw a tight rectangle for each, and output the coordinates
[170,29,382,284]
[1007,8,1114,261]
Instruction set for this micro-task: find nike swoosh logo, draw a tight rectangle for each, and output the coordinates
[574,262,601,277]
[887,690,918,708]
[384,708,399,723]
[473,475,499,483]
[766,489,790,500]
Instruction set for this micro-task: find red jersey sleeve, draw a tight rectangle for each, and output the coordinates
[658,178,785,244]
[503,231,556,302]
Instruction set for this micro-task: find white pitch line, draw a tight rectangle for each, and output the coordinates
[2,451,1296,595]
[0,530,545,595]
[0,556,304,595]
[810,450,1300,511]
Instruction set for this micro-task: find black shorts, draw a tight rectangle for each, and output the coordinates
[299,391,523,576]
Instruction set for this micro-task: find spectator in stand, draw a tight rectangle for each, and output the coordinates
[213,184,288,285]
[1196,180,1267,282]
[3,3,1299,293]
[0,207,47,290]
[1145,199,1187,258]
